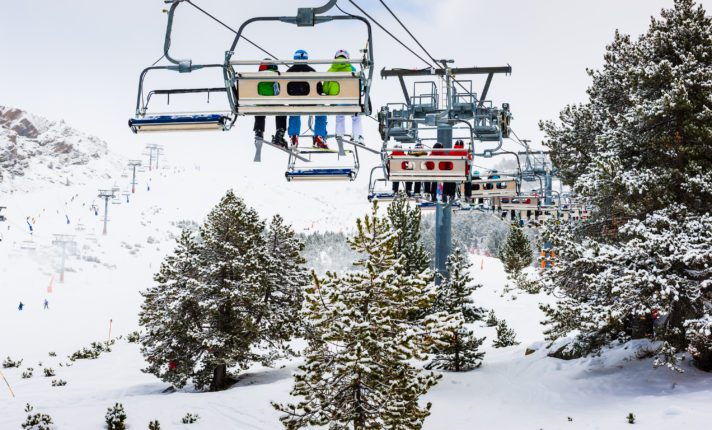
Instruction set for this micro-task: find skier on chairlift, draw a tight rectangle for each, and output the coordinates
[286,50,326,148]
[254,59,288,148]
[322,49,363,149]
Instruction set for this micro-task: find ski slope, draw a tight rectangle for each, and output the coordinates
[2,136,712,429]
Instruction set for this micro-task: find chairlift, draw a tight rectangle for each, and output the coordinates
[128,1,235,133]
[20,240,37,251]
[285,137,359,181]
[224,8,374,118]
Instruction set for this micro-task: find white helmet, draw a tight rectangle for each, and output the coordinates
[334,49,350,59]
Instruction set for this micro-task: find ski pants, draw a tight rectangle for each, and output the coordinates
[254,116,286,133]
[335,115,363,138]
[288,115,327,137]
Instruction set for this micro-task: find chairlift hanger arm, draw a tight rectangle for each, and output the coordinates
[163,0,192,69]
[381,65,512,78]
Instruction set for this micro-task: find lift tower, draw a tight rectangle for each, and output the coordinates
[52,234,77,283]
[128,160,142,193]
[381,63,512,280]
[97,189,117,235]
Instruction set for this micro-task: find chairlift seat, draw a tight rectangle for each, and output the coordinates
[286,168,355,181]
[470,179,517,197]
[129,113,230,133]
[500,196,540,211]
[368,192,397,201]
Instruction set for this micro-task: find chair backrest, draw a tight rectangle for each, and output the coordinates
[236,72,362,115]
[388,155,468,182]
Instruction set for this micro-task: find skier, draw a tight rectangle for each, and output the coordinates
[448,140,469,201]
[426,142,446,202]
[253,59,288,148]
[18,302,24,311]
[286,50,326,148]
[322,50,363,148]
[44,299,49,310]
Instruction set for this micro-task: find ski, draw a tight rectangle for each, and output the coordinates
[254,137,311,162]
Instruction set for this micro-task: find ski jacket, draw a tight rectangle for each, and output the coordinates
[287,64,316,96]
[257,68,280,96]
[322,62,356,96]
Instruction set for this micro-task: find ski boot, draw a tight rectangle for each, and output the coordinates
[272,128,288,149]
[313,135,329,150]
[290,135,299,147]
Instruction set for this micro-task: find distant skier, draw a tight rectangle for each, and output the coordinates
[44,299,49,310]
[18,302,24,311]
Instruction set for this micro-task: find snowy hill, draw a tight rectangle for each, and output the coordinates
[0,106,123,192]
[1,112,711,429]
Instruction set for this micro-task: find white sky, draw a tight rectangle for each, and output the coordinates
[2,0,710,157]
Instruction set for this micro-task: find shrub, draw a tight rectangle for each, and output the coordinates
[148,420,161,430]
[43,368,56,377]
[181,413,200,424]
[51,379,67,387]
[22,368,34,379]
[105,403,127,430]
[3,356,23,368]
[127,331,140,344]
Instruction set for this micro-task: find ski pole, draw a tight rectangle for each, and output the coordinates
[108,319,113,342]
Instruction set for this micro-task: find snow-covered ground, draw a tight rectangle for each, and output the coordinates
[2,125,712,429]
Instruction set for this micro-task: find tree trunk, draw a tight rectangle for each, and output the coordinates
[210,363,227,392]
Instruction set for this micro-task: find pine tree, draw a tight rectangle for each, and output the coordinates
[427,248,486,371]
[499,224,532,275]
[105,403,127,430]
[538,0,712,369]
[492,320,519,348]
[274,205,459,429]
[139,191,305,391]
[387,195,430,276]
[261,214,308,351]
[140,230,202,389]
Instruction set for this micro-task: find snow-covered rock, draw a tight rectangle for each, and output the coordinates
[0,106,123,192]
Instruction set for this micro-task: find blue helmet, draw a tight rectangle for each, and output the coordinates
[294,49,308,60]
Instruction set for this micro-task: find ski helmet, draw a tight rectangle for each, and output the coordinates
[334,49,350,59]
[293,49,308,60]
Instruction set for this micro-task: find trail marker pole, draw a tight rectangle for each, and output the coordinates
[0,370,15,398]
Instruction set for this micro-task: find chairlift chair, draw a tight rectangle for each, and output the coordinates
[224,11,374,119]
[285,137,360,181]
[128,1,236,134]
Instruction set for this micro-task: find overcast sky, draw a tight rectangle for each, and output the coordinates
[2,0,710,157]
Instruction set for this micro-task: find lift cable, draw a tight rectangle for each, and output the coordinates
[185,0,278,60]
[377,0,439,66]
[341,1,435,69]
[374,0,484,107]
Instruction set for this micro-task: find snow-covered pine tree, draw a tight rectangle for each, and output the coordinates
[260,214,308,353]
[492,320,519,348]
[140,191,305,391]
[387,194,430,276]
[274,205,458,429]
[427,248,486,371]
[139,229,202,389]
[499,223,532,276]
[194,190,272,391]
[538,0,712,369]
